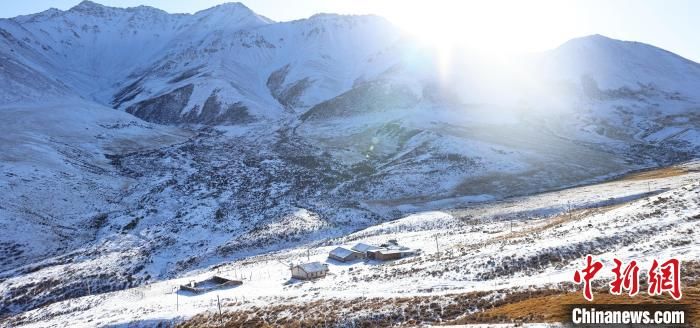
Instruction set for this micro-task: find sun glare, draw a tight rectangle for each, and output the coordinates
[382,0,586,56]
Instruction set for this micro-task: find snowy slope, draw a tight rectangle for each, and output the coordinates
[113,12,403,123]
[0,1,272,105]
[0,1,402,123]
[538,34,700,100]
[6,163,699,327]
[0,100,188,274]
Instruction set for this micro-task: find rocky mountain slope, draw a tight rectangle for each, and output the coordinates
[0,1,401,122]
[1,0,699,321]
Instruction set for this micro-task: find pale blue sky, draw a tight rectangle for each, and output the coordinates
[2,0,699,62]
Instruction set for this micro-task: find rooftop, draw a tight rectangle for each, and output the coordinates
[351,243,379,252]
[295,262,328,273]
[329,246,357,258]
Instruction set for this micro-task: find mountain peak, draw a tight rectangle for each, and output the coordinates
[213,2,252,11]
[194,2,254,16]
[70,0,105,12]
[582,33,614,41]
[552,34,631,54]
[563,34,618,46]
[193,2,274,25]
[13,1,111,22]
[67,1,168,17]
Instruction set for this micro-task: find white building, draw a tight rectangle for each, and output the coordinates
[290,262,329,280]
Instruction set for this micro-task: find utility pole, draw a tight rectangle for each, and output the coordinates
[172,286,179,312]
[323,304,328,328]
[307,248,310,261]
[217,294,223,326]
[435,235,440,258]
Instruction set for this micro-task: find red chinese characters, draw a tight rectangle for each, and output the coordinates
[573,255,603,301]
[609,258,640,296]
[648,259,682,300]
[574,256,682,301]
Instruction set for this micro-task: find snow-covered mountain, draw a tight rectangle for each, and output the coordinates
[3,1,699,124]
[1,1,699,322]
[539,34,700,98]
[1,0,402,123]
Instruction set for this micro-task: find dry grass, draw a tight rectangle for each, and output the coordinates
[450,261,700,326]
[497,204,619,241]
[178,291,498,327]
[452,286,699,324]
[450,202,620,255]
[177,262,700,327]
[619,166,688,181]
[177,285,700,327]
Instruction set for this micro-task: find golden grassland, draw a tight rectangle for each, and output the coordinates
[449,283,699,326]
[619,166,688,181]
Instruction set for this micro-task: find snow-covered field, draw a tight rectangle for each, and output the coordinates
[7,162,698,327]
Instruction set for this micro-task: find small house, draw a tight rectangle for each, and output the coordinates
[328,246,362,262]
[365,239,419,261]
[291,262,329,280]
[179,275,242,294]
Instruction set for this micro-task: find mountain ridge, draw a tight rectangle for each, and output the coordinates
[3,2,699,122]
